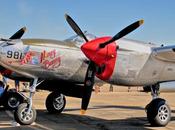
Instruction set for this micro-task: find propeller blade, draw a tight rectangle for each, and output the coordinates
[99,20,144,48]
[81,61,96,114]
[65,14,89,42]
[9,27,27,39]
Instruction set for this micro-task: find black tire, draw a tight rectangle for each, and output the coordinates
[14,103,36,125]
[146,98,171,126]
[46,92,66,114]
[4,92,24,110]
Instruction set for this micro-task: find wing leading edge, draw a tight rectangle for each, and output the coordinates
[153,45,175,62]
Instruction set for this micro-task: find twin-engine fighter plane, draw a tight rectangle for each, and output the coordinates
[0,14,173,126]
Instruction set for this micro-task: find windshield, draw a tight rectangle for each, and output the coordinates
[64,32,97,47]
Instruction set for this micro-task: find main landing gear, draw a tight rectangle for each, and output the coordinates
[145,84,171,126]
[46,92,66,114]
[14,78,43,125]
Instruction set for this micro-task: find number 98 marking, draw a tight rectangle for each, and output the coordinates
[7,51,23,59]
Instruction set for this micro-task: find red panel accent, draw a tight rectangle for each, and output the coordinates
[81,37,117,80]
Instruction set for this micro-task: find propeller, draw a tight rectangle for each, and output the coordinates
[65,14,144,114]
[65,14,88,42]
[99,20,144,48]
[9,27,27,39]
[0,27,27,47]
[81,61,96,114]
[65,14,96,114]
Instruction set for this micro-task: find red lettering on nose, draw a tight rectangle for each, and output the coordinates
[40,50,57,63]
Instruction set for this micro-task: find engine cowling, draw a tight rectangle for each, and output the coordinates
[81,37,117,80]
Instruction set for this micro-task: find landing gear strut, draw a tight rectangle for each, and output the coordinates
[14,78,43,125]
[145,84,171,126]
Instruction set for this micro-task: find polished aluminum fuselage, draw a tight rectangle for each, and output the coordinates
[0,38,175,86]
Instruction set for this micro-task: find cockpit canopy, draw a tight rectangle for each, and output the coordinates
[64,32,97,47]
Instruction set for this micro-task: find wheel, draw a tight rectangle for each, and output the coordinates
[14,103,36,125]
[46,92,66,114]
[146,98,171,126]
[4,92,24,110]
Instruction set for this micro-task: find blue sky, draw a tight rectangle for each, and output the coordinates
[0,0,175,45]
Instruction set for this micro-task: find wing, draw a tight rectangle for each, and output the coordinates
[152,45,175,62]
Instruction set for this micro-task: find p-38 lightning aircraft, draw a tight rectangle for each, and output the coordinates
[0,14,173,126]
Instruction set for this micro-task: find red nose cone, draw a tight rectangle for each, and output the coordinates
[81,37,110,66]
[81,37,117,80]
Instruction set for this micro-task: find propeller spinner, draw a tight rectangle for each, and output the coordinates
[65,14,144,114]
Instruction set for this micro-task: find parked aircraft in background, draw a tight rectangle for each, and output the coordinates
[0,14,174,127]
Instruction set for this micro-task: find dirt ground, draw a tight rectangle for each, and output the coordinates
[0,83,175,130]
